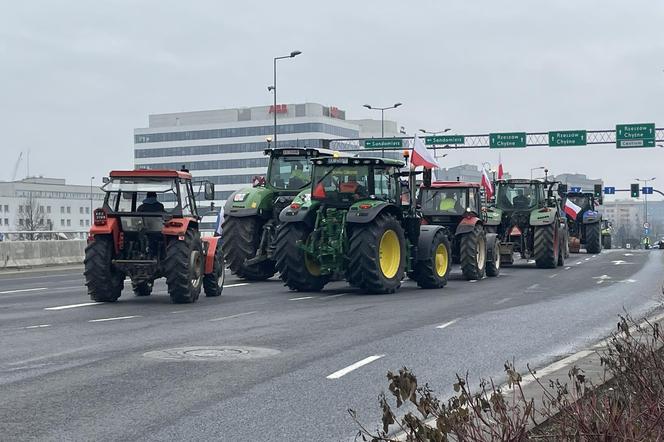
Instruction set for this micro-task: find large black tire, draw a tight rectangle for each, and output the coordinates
[411,229,451,289]
[534,223,559,269]
[602,235,612,250]
[274,223,329,291]
[221,216,275,281]
[557,235,565,267]
[84,235,124,302]
[347,213,406,294]
[132,281,153,297]
[586,222,602,254]
[485,234,501,277]
[459,224,487,280]
[164,229,204,304]
[203,242,225,297]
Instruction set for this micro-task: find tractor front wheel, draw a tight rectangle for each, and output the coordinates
[164,229,204,303]
[485,234,501,277]
[274,223,329,291]
[585,222,602,254]
[534,223,559,269]
[203,243,225,297]
[222,216,275,281]
[84,235,124,302]
[459,224,487,280]
[411,229,451,289]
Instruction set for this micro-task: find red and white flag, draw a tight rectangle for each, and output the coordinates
[564,198,582,218]
[410,133,440,169]
[481,168,494,198]
[497,154,504,179]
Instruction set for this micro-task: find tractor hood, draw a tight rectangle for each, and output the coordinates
[225,186,274,217]
[484,208,503,226]
[279,190,319,222]
[529,207,557,226]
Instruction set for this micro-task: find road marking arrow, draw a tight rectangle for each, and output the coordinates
[611,260,632,265]
[592,275,611,284]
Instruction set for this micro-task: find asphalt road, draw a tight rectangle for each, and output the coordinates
[0,249,662,441]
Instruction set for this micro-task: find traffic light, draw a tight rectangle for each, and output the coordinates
[593,184,602,198]
[630,183,640,198]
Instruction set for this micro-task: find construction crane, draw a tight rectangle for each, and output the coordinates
[11,152,23,181]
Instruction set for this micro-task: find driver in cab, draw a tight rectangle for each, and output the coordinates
[438,192,460,213]
[137,192,165,213]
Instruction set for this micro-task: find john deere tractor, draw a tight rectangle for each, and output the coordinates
[563,191,603,254]
[222,147,340,280]
[417,176,500,279]
[484,178,568,268]
[274,155,452,293]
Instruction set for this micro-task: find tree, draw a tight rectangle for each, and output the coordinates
[16,193,51,240]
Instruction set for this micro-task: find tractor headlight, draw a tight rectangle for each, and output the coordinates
[233,193,248,202]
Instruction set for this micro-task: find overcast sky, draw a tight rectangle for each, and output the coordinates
[2,0,664,198]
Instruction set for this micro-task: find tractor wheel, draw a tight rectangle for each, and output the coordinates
[164,229,204,304]
[411,229,451,289]
[534,223,559,269]
[557,235,566,267]
[132,281,153,297]
[586,222,602,254]
[203,243,225,297]
[347,213,406,294]
[602,235,612,250]
[274,223,329,291]
[221,216,275,281]
[84,235,124,302]
[485,234,501,277]
[459,224,487,280]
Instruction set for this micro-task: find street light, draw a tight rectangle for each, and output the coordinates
[530,166,545,180]
[363,102,403,138]
[636,177,656,228]
[90,176,95,227]
[420,128,452,160]
[269,50,302,146]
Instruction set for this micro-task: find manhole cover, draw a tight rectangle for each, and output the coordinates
[143,346,279,361]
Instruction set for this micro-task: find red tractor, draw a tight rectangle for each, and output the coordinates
[417,176,500,280]
[84,169,224,304]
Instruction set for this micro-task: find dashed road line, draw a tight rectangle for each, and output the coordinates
[575,261,583,265]
[45,302,102,311]
[584,258,591,261]
[526,283,540,290]
[326,354,385,379]
[88,315,141,323]
[289,296,316,301]
[548,273,559,278]
[321,293,350,300]
[494,297,512,305]
[436,319,458,329]
[24,324,51,329]
[209,311,257,322]
[224,283,249,288]
[564,266,571,270]
[0,287,47,295]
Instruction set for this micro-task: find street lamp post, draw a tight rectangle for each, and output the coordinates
[420,128,452,160]
[90,176,95,227]
[268,50,301,147]
[636,177,656,231]
[363,103,403,157]
[530,166,545,180]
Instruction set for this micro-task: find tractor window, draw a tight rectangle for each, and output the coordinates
[495,183,541,210]
[468,190,478,213]
[312,165,369,206]
[373,167,397,201]
[179,182,194,216]
[568,195,591,210]
[268,155,312,190]
[103,178,177,213]
[420,188,468,214]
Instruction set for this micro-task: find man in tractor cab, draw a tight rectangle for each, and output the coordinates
[339,176,367,200]
[438,191,461,213]
[288,162,309,189]
[137,192,165,213]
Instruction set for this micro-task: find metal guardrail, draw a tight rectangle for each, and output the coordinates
[0,230,88,241]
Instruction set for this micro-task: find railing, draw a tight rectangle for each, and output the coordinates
[0,230,89,241]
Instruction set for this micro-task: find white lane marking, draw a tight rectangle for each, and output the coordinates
[611,260,631,265]
[592,275,611,284]
[564,266,571,270]
[170,310,187,314]
[45,302,103,311]
[469,279,478,283]
[0,287,47,294]
[289,296,316,301]
[575,261,583,265]
[584,258,591,261]
[224,283,249,288]
[326,354,385,379]
[624,253,634,256]
[526,283,540,290]
[549,273,559,278]
[209,311,257,322]
[322,293,349,300]
[520,350,594,388]
[495,297,512,305]
[24,324,51,329]
[88,315,141,323]
[436,318,458,329]
[619,279,637,283]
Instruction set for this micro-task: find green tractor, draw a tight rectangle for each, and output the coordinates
[222,147,340,280]
[563,191,603,254]
[274,155,452,293]
[601,220,613,249]
[484,178,568,268]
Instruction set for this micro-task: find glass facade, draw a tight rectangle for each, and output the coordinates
[144,157,269,172]
[135,123,359,144]
[135,139,325,159]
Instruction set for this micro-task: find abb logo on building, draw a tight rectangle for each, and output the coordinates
[330,106,341,118]
[269,104,288,114]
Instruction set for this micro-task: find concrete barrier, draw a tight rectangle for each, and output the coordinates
[0,240,86,269]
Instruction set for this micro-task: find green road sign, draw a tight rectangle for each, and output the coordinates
[425,135,465,145]
[616,123,655,148]
[549,130,587,147]
[489,132,527,148]
[364,139,403,149]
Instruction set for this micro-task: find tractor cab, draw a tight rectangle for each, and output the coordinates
[262,147,342,195]
[418,181,482,227]
[495,180,546,212]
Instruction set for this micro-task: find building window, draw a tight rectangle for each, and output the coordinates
[61,219,65,226]
[60,206,65,213]
[47,206,51,214]
[80,207,84,214]
[67,206,71,214]
[85,219,90,226]
[86,207,90,214]
[80,219,84,226]
[67,219,71,227]
[3,218,8,226]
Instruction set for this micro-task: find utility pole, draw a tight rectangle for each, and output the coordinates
[363,103,403,157]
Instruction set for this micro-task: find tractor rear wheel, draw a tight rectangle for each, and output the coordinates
[347,213,406,294]
[132,281,153,297]
[203,243,225,297]
[84,235,124,302]
[485,234,501,277]
[534,223,559,269]
[274,223,329,291]
[411,229,451,289]
[459,224,487,280]
[164,229,204,303]
[586,222,602,254]
[222,216,275,281]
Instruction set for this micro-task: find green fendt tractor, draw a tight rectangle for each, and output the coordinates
[222,147,339,280]
[484,178,568,268]
[563,191,603,254]
[601,220,613,249]
[274,155,452,293]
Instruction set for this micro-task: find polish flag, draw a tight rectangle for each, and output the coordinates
[481,168,494,198]
[564,198,582,218]
[497,154,504,179]
[410,133,440,169]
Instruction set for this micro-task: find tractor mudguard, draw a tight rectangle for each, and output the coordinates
[484,209,502,226]
[279,191,318,223]
[346,201,398,224]
[162,218,196,236]
[89,217,121,253]
[530,208,557,226]
[455,216,481,235]
[225,186,274,218]
[202,236,220,274]
[582,210,600,224]
[415,225,447,261]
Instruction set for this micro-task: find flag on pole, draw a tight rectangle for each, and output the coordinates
[481,168,494,198]
[497,153,504,179]
[564,198,582,218]
[410,133,440,169]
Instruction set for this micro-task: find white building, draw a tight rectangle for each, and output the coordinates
[0,177,105,238]
[134,102,401,229]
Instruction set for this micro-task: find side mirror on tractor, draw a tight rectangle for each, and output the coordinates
[204,181,215,200]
